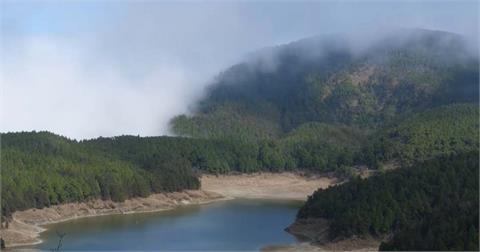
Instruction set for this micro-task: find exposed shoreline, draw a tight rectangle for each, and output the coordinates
[2,172,339,249]
[277,218,382,251]
[1,190,226,248]
[201,172,339,201]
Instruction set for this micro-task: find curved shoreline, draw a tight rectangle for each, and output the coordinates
[1,172,339,249]
[1,190,227,248]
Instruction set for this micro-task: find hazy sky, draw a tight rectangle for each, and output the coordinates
[1,0,478,139]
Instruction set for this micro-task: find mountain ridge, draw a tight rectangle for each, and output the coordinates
[170,29,478,140]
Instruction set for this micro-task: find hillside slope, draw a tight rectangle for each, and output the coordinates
[361,103,479,167]
[1,132,199,218]
[171,29,478,139]
[295,152,479,251]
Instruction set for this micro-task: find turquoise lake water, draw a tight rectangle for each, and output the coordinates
[33,199,302,251]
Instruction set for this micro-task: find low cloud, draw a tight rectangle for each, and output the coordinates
[1,1,477,139]
[1,37,204,139]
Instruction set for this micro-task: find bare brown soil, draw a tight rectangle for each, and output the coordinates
[201,172,339,200]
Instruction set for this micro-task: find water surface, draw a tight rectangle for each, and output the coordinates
[35,199,302,251]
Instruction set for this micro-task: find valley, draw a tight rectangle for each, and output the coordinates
[1,28,478,251]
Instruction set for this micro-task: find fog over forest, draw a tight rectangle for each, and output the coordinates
[1,1,478,139]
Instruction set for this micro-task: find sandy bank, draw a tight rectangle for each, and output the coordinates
[201,172,339,201]
[0,190,224,248]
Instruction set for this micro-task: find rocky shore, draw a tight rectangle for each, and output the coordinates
[262,218,381,251]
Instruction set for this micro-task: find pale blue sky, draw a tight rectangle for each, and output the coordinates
[1,0,478,139]
[3,1,478,36]
[2,1,478,72]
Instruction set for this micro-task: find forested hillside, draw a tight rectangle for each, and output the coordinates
[1,132,199,219]
[0,128,361,219]
[171,29,478,139]
[360,103,479,168]
[4,102,476,220]
[297,152,479,251]
[169,29,479,175]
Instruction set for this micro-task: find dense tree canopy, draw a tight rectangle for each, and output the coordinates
[0,129,358,218]
[360,103,479,167]
[298,152,479,251]
[1,132,199,218]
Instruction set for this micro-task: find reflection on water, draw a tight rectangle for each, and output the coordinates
[33,199,302,251]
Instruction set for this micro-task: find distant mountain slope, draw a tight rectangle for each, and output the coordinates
[170,29,478,138]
